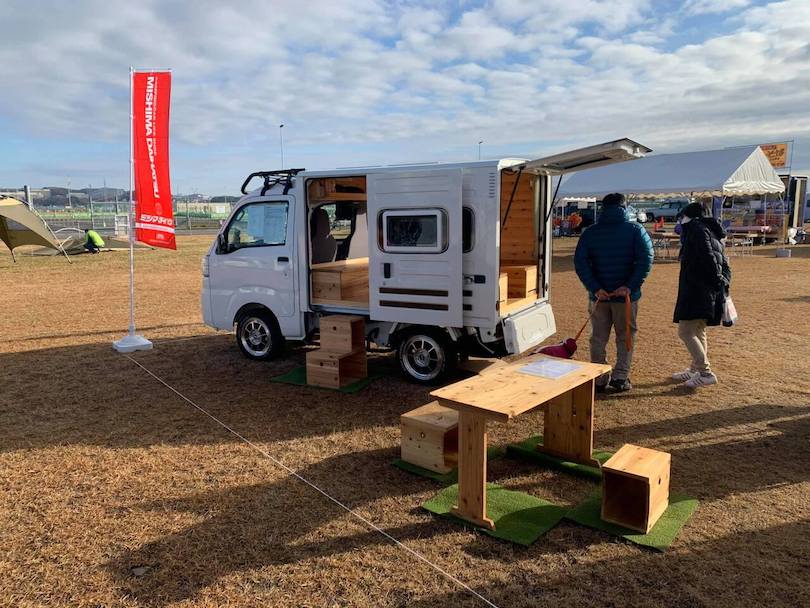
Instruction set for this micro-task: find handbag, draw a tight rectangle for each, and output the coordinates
[722,296,738,327]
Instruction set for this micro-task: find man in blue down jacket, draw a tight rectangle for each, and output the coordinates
[574,193,654,392]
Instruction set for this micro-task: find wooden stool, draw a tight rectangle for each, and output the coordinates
[306,315,367,389]
[306,349,367,389]
[601,444,671,533]
[400,402,459,474]
[319,315,365,353]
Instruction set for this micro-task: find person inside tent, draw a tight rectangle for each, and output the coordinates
[84,228,105,254]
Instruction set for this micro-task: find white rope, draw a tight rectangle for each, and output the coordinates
[124,355,500,608]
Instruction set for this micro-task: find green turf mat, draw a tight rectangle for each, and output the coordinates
[506,435,614,481]
[565,492,699,552]
[423,483,567,546]
[270,365,382,393]
[392,446,505,484]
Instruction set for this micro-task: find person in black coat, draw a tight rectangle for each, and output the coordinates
[672,202,731,388]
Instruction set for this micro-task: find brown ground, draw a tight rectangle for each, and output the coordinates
[1,237,809,608]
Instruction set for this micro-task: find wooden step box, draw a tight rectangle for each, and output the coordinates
[601,444,671,533]
[501,264,538,299]
[306,349,367,389]
[319,315,365,353]
[400,401,459,474]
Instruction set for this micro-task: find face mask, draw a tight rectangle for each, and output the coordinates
[680,216,692,225]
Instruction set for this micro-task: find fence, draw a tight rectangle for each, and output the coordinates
[39,202,233,235]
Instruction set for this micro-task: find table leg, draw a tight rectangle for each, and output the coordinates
[451,411,495,530]
[539,379,597,466]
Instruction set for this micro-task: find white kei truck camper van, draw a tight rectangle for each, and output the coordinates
[201,138,650,384]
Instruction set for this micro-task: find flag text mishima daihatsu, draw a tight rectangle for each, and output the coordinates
[113,67,176,353]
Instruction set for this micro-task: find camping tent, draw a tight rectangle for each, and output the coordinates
[558,146,786,199]
[0,197,68,262]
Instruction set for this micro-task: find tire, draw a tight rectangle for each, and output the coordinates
[235,309,285,361]
[397,328,457,385]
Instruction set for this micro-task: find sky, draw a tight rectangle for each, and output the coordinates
[1,0,808,195]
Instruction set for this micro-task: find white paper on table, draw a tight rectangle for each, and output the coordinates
[518,359,583,380]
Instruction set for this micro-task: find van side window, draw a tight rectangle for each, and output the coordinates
[224,202,288,252]
[381,209,446,253]
[462,207,474,252]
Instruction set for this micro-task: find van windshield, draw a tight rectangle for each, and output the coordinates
[224,202,288,251]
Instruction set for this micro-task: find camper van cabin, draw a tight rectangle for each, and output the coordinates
[201,138,649,383]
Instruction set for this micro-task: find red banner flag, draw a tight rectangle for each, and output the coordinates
[133,71,175,249]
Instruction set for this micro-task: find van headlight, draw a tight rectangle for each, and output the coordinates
[201,254,210,277]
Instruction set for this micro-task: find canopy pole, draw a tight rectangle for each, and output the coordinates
[113,67,152,354]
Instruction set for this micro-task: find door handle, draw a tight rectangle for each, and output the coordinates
[383,262,391,279]
[278,256,289,263]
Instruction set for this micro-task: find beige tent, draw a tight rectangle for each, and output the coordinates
[0,197,69,262]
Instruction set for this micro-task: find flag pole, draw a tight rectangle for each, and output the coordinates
[114,66,153,353]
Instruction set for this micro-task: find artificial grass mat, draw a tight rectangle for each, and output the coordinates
[392,446,505,483]
[423,483,567,546]
[506,435,614,481]
[565,492,699,552]
[270,365,382,393]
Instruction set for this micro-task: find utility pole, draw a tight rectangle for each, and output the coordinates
[89,184,94,229]
[478,140,484,160]
[279,124,285,168]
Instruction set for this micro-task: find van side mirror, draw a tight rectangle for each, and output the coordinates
[216,233,227,254]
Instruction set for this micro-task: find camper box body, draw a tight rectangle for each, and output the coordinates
[201,139,648,383]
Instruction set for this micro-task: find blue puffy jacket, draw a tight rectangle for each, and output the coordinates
[574,205,654,302]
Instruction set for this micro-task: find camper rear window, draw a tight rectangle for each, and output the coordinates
[381,209,445,253]
[224,202,288,252]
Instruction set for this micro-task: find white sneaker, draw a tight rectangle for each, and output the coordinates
[672,369,698,382]
[684,373,717,388]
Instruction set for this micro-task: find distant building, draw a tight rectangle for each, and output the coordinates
[0,187,50,200]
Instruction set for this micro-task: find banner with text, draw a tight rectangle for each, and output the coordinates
[133,71,175,249]
[760,142,789,169]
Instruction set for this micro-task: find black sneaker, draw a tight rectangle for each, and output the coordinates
[609,378,632,392]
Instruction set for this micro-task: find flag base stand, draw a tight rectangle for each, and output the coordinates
[113,333,153,353]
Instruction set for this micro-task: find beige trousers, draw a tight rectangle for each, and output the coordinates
[589,300,638,384]
[677,319,711,373]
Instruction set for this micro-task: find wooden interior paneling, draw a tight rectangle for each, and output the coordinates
[500,171,537,265]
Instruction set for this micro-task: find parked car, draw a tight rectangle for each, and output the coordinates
[626,205,647,223]
[648,201,688,221]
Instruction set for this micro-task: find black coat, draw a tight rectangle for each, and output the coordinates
[673,218,731,325]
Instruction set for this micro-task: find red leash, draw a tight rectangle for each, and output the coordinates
[575,293,633,352]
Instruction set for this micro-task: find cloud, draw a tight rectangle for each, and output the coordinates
[1,0,809,190]
[683,0,750,16]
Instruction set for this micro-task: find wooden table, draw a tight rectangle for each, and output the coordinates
[430,355,611,529]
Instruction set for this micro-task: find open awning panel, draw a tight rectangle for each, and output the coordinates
[520,138,652,175]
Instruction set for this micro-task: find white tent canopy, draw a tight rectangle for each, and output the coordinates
[558,146,786,199]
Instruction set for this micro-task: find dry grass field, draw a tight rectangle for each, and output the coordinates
[1,236,809,608]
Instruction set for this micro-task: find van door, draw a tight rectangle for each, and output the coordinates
[207,195,302,337]
[367,169,464,327]
[519,138,650,175]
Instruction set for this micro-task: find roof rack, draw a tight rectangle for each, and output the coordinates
[241,168,306,196]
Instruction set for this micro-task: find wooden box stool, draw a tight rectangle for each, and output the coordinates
[501,264,538,298]
[306,349,367,389]
[400,402,459,474]
[601,444,671,533]
[319,315,365,353]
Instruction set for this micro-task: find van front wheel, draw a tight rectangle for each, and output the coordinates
[236,311,284,360]
[397,330,456,385]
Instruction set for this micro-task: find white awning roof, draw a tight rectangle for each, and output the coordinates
[557,146,786,199]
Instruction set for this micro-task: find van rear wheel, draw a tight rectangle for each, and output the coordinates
[397,329,456,385]
[236,310,284,360]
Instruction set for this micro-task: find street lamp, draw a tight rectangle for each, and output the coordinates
[279,124,285,168]
[478,140,484,160]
